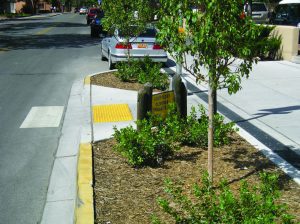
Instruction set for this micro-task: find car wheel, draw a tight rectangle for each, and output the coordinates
[108,52,115,70]
[91,28,97,37]
[100,44,105,61]
[95,30,100,37]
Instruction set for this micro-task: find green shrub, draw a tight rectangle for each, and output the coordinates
[152,172,295,224]
[256,25,282,60]
[113,116,178,167]
[115,57,169,90]
[174,105,237,147]
[115,60,140,82]
[113,104,237,166]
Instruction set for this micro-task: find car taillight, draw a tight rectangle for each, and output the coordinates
[153,44,163,50]
[115,43,132,49]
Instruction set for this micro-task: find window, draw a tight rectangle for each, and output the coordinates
[252,3,267,12]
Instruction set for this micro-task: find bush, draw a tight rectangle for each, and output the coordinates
[115,57,169,90]
[113,116,178,167]
[256,25,282,60]
[152,172,295,224]
[113,104,237,166]
[167,104,237,147]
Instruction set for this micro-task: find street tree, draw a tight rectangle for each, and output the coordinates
[101,0,153,60]
[157,0,276,183]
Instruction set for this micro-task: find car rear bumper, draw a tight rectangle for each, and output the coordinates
[111,54,168,63]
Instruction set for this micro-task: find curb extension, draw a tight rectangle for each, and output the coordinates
[75,76,94,224]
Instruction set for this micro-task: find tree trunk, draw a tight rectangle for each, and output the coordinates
[208,78,214,183]
[212,88,217,115]
[25,0,34,13]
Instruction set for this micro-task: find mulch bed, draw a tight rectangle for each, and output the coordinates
[92,72,300,224]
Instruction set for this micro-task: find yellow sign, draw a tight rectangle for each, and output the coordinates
[152,91,175,118]
[178,27,185,34]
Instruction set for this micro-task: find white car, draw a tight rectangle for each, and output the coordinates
[100,27,168,69]
[79,7,87,15]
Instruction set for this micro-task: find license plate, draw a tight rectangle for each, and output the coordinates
[138,43,147,48]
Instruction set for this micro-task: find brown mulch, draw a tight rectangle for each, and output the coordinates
[91,72,300,224]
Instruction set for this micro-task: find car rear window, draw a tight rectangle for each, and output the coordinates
[89,9,99,14]
[275,4,300,20]
[289,4,300,19]
[138,29,157,37]
[119,28,157,37]
[252,3,267,11]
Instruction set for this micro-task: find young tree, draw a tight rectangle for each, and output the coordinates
[157,0,276,183]
[101,0,153,61]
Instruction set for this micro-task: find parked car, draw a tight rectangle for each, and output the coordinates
[251,2,270,24]
[270,0,300,27]
[86,8,100,25]
[100,26,168,69]
[270,0,300,48]
[79,7,87,15]
[90,10,105,37]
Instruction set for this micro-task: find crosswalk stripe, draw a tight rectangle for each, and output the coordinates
[20,106,64,128]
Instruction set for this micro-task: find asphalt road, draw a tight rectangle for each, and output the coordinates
[0,13,108,224]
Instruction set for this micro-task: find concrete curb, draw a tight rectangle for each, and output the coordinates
[75,75,94,224]
[74,70,119,223]
[0,13,62,21]
[41,75,92,224]
[75,143,94,224]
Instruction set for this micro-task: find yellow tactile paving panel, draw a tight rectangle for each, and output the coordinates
[93,104,133,123]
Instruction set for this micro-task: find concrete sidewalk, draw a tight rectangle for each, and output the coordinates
[0,13,61,21]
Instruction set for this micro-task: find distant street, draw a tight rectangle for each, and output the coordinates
[0,13,107,224]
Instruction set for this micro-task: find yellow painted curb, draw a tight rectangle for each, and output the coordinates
[78,143,93,185]
[84,76,91,85]
[76,143,94,224]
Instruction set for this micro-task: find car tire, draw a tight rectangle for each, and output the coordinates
[95,30,99,37]
[108,52,115,70]
[100,45,105,61]
[91,28,97,37]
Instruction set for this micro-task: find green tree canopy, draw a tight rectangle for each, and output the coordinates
[157,0,276,182]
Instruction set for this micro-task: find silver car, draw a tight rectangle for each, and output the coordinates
[100,27,168,69]
[252,2,270,24]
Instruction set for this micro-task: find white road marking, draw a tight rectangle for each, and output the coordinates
[20,106,64,128]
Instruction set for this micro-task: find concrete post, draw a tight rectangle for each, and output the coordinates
[172,74,187,118]
[137,83,153,126]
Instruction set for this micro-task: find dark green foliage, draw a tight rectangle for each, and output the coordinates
[113,115,177,167]
[157,0,282,95]
[176,105,237,147]
[115,57,169,90]
[152,172,295,224]
[255,25,282,60]
[113,104,237,166]
[102,0,152,38]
